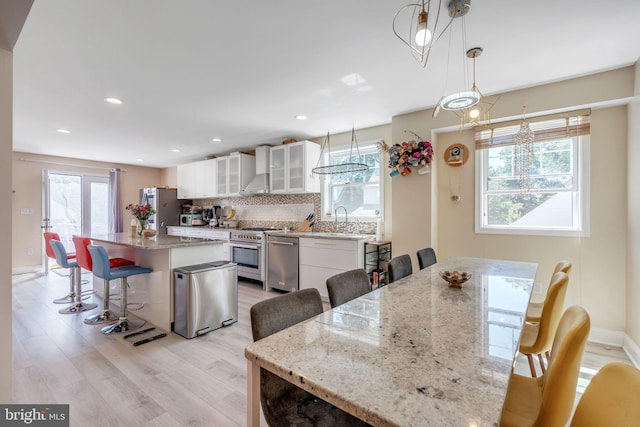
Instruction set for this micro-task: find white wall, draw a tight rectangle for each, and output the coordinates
[627,62,640,350]
[390,67,635,334]
[435,106,628,333]
[0,41,13,404]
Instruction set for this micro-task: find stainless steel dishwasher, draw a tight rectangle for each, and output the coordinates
[267,235,299,292]
[173,261,237,338]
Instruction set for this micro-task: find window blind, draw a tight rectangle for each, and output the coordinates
[475,109,590,150]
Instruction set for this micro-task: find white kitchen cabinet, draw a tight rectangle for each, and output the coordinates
[298,237,365,299]
[269,140,321,194]
[177,159,217,199]
[177,163,196,199]
[216,153,256,196]
[167,227,231,260]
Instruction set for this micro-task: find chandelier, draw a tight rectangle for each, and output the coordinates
[393,0,471,68]
[433,47,500,126]
[514,110,535,193]
[312,128,369,175]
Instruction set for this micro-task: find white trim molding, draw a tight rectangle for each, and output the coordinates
[588,327,625,347]
[623,334,640,368]
[588,327,640,368]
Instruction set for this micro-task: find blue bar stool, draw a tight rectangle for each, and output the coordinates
[49,240,98,314]
[87,244,152,334]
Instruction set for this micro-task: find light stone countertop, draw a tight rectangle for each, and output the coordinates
[90,232,226,250]
[266,231,375,241]
[245,257,537,426]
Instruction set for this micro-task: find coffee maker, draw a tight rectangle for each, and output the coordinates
[202,208,213,224]
[210,205,222,227]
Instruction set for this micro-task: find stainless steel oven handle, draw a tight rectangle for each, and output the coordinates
[230,242,261,250]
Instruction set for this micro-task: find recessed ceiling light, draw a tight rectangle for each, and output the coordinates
[136,158,144,162]
[295,115,308,120]
[171,149,180,153]
[212,138,222,142]
[104,97,123,105]
[56,128,71,134]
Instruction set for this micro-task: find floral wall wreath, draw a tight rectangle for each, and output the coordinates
[378,131,433,177]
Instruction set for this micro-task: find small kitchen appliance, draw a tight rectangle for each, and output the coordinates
[180,213,203,226]
[211,205,223,227]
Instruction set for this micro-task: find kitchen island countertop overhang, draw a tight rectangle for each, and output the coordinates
[89,233,228,330]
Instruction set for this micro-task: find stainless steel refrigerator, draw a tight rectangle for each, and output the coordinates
[139,187,181,234]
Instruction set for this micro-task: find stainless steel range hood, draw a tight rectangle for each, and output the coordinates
[241,146,270,195]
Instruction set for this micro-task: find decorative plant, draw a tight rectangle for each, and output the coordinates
[126,203,156,236]
[384,131,433,176]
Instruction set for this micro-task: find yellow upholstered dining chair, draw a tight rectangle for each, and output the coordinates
[525,260,572,323]
[519,271,569,377]
[570,362,640,427]
[500,305,591,427]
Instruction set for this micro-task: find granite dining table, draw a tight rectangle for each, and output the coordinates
[245,257,537,426]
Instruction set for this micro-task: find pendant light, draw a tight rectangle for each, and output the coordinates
[393,0,471,68]
[312,128,369,175]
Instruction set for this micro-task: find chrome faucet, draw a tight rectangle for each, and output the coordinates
[334,206,348,233]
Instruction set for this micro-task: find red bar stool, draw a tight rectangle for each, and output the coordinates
[44,232,79,304]
[72,236,135,325]
[49,239,98,314]
[88,244,152,334]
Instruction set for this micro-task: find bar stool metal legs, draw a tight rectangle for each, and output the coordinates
[84,278,119,324]
[58,265,98,314]
[101,276,144,334]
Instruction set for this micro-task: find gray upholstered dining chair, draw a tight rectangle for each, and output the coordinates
[250,288,370,427]
[416,247,437,270]
[388,254,413,283]
[326,268,371,308]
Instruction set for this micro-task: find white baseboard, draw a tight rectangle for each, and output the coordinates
[623,334,640,368]
[588,327,640,368]
[588,327,625,347]
[12,265,42,275]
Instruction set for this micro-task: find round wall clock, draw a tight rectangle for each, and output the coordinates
[443,143,469,167]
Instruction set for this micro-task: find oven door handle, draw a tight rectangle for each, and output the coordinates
[230,242,261,250]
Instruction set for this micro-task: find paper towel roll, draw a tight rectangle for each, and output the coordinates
[376,218,383,241]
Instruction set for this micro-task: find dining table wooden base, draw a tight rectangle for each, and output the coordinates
[245,257,537,426]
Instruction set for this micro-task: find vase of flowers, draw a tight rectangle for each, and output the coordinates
[386,131,433,177]
[126,203,156,237]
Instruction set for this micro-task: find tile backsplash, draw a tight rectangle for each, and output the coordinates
[196,193,375,234]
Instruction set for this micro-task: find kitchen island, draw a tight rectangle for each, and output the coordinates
[89,233,226,331]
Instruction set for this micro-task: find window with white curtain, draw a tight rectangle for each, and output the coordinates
[475,112,590,236]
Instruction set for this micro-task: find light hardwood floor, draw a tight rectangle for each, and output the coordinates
[11,270,634,426]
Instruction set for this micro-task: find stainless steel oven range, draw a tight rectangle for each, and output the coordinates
[229,228,281,283]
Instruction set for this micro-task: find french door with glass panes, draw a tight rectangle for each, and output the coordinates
[42,170,109,273]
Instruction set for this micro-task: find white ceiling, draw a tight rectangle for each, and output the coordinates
[12,0,640,168]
